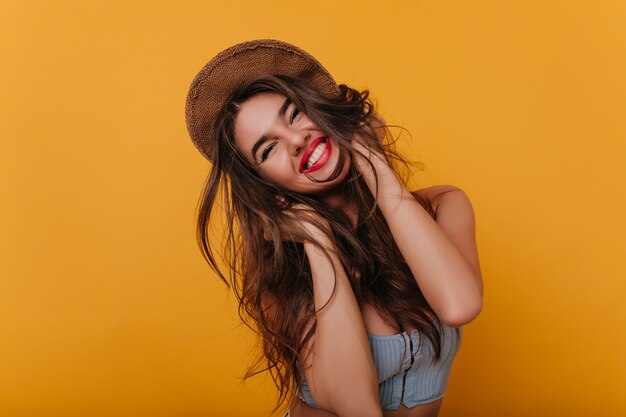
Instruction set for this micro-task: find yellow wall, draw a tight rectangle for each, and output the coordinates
[1,1,625,416]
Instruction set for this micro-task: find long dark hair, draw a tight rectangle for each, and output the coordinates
[195,74,458,412]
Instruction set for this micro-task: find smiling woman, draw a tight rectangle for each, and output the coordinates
[184,39,483,417]
[232,91,351,196]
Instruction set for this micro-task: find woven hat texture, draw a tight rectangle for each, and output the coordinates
[185,39,341,161]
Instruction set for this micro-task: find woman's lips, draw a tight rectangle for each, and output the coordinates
[299,136,325,172]
[301,137,332,174]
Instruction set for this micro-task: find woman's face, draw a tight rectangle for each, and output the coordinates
[233,92,351,196]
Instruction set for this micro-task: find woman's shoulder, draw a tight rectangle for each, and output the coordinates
[410,184,461,217]
[411,184,460,201]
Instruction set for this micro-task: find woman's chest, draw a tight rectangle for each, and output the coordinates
[359,300,417,336]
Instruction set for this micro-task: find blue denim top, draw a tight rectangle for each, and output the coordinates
[296,322,462,410]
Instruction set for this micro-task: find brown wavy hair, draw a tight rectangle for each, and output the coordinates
[195,74,459,413]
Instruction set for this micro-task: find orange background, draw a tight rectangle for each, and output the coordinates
[1,1,625,416]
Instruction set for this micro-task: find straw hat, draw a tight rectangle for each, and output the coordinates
[184,39,341,162]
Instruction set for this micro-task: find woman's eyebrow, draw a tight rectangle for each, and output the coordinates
[251,97,292,160]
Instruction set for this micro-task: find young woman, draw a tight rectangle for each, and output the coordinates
[185,39,483,417]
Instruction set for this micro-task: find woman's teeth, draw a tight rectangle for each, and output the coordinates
[305,141,327,170]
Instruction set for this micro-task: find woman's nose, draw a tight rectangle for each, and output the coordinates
[286,131,308,155]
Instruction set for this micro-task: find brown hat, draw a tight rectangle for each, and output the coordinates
[184,39,341,162]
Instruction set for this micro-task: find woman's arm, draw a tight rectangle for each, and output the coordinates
[351,142,483,327]
[415,184,484,296]
[300,227,382,417]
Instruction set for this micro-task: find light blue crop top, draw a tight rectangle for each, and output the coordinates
[296,322,462,410]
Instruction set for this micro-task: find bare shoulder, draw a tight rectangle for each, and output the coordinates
[412,184,460,199]
[411,184,463,213]
[413,184,476,220]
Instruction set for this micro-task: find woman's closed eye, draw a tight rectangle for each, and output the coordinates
[258,108,301,164]
[290,107,301,124]
[257,107,302,164]
[259,141,277,163]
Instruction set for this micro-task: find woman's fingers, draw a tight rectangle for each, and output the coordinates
[275,194,288,209]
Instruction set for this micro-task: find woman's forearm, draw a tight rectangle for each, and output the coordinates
[303,232,382,417]
[360,160,482,326]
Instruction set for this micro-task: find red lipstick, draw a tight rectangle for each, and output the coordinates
[299,136,332,174]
